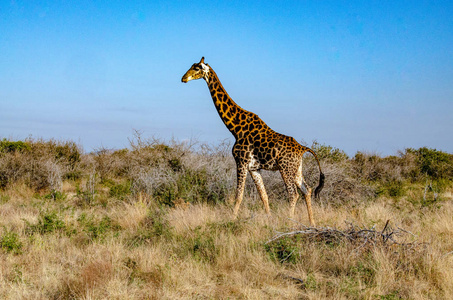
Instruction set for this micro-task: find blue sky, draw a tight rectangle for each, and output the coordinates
[1,1,452,155]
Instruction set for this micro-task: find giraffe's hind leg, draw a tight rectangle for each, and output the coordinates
[295,162,316,226]
[280,168,301,220]
[301,187,315,226]
[249,170,271,216]
[287,182,300,220]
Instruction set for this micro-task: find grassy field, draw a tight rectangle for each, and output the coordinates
[1,136,452,299]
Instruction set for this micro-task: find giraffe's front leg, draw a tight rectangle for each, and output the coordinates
[249,170,271,216]
[232,163,248,219]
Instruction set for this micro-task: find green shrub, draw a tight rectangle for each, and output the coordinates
[8,264,23,283]
[44,190,67,201]
[430,178,450,194]
[376,180,405,198]
[352,152,385,182]
[407,147,453,180]
[347,261,375,285]
[0,230,23,254]
[149,168,210,206]
[25,211,66,235]
[312,142,349,162]
[77,214,121,241]
[0,193,10,204]
[54,143,81,167]
[305,273,318,290]
[145,209,172,238]
[188,226,217,263]
[265,236,302,264]
[207,220,244,235]
[0,139,31,153]
[143,208,171,238]
[127,208,172,248]
[168,158,182,172]
[0,173,7,189]
[109,181,132,200]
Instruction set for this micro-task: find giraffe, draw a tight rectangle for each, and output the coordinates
[181,57,325,226]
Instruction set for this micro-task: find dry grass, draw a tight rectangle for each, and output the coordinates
[1,137,453,299]
[1,189,452,299]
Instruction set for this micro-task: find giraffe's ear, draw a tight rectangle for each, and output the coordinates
[200,57,205,64]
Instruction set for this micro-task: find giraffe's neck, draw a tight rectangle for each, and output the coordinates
[204,68,249,140]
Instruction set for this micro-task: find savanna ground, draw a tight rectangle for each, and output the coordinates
[1,134,453,299]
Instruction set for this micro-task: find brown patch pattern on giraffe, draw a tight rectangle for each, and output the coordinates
[182,57,324,226]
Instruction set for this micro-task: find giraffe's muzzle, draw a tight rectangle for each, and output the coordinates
[181,72,192,83]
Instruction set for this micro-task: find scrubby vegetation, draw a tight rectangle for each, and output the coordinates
[1,135,452,299]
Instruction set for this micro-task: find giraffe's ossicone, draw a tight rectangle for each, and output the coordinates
[181,57,325,226]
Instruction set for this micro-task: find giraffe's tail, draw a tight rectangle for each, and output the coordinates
[306,148,325,199]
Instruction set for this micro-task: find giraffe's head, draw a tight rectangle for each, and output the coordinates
[181,57,210,83]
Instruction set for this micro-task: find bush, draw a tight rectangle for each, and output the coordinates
[190,229,217,263]
[25,211,66,235]
[127,208,172,247]
[376,180,405,198]
[77,214,121,241]
[109,181,132,200]
[0,229,23,254]
[0,139,31,153]
[44,190,67,201]
[312,141,349,162]
[29,139,81,168]
[265,236,303,264]
[0,138,82,191]
[407,147,453,180]
[352,152,388,182]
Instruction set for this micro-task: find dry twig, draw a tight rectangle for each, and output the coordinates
[266,220,426,253]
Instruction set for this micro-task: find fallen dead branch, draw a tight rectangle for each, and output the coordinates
[266,220,426,253]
